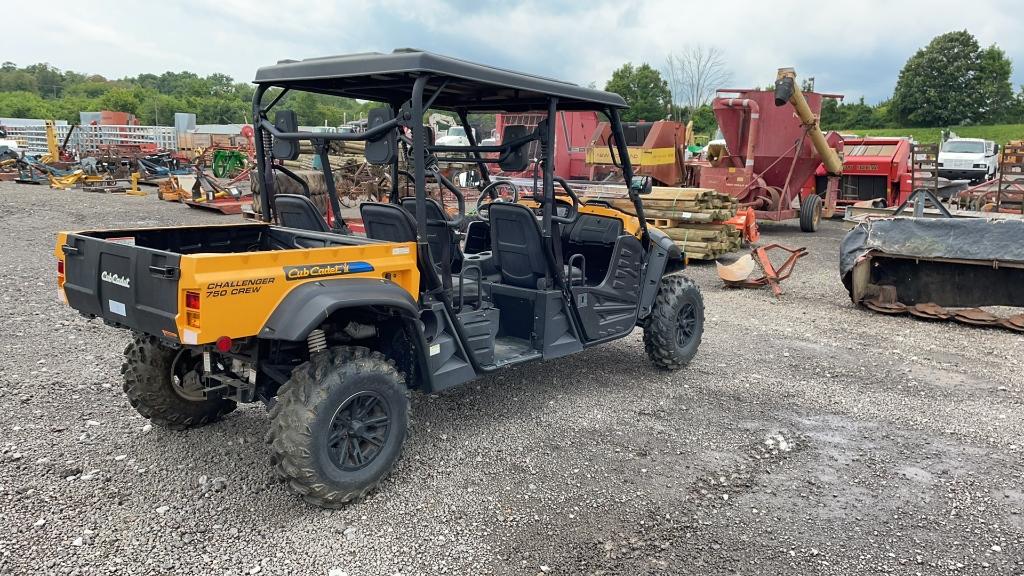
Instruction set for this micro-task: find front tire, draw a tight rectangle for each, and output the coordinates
[644,275,705,370]
[267,346,409,508]
[800,194,822,232]
[121,335,237,430]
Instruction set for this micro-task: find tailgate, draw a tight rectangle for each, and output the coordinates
[60,233,181,339]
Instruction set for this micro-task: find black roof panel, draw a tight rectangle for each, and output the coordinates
[253,49,627,112]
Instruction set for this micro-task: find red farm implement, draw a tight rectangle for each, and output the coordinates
[697,68,844,232]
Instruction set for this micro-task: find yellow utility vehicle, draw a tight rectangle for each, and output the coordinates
[55,50,704,507]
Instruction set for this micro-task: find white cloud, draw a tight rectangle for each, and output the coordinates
[4,0,1022,102]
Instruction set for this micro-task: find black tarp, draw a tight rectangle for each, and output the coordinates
[840,217,1024,305]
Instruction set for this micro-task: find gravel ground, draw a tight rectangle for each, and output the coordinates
[1,181,1022,575]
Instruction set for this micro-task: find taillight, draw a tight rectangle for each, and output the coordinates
[215,336,232,352]
[57,260,65,275]
[185,290,200,329]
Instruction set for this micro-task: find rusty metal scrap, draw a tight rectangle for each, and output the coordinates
[717,244,808,297]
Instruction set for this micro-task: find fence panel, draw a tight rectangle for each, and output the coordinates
[2,124,178,155]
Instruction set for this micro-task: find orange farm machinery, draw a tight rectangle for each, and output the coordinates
[586,120,693,186]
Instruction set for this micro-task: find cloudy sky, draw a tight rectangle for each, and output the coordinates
[6,0,1023,103]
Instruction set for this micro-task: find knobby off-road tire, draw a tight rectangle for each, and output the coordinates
[643,275,705,370]
[800,194,822,232]
[267,346,409,508]
[121,335,236,430]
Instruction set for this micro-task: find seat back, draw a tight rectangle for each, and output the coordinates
[400,197,461,272]
[274,194,329,232]
[567,214,623,245]
[489,203,548,289]
[360,202,417,243]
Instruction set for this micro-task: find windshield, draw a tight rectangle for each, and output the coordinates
[446,126,466,138]
[942,140,985,154]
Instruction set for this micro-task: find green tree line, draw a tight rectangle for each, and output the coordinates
[0,63,371,126]
[604,30,1024,135]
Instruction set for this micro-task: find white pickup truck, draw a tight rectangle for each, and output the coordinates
[938,138,998,183]
[435,125,477,146]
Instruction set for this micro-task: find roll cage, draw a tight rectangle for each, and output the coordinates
[251,49,651,297]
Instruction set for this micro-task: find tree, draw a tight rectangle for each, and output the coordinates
[0,61,367,126]
[976,45,1014,122]
[690,104,717,137]
[891,30,1014,126]
[605,63,671,122]
[664,45,732,114]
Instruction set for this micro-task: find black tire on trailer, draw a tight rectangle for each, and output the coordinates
[267,346,409,508]
[800,194,822,232]
[643,275,705,370]
[121,335,237,430]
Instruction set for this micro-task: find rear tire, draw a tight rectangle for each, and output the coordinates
[121,335,236,430]
[267,346,409,508]
[643,275,704,370]
[800,194,822,232]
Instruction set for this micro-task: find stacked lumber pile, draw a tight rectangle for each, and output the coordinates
[660,223,743,259]
[641,188,741,259]
[589,187,742,260]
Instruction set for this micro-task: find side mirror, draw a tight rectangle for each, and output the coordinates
[498,125,531,172]
[364,107,396,165]
[271,110,300,161]
[630,175,653,195]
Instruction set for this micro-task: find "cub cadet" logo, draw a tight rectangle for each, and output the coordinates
[101,271,130,288]
[283,261,374,281]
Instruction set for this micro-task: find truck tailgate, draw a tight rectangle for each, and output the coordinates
[61,233,181,339]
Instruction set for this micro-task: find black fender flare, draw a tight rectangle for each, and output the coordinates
[259,278,420,341]
[638,227,684,319]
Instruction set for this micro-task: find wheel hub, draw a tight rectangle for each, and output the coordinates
[676,303,696,348]
[172,370,208,402]
[327,391,390,471]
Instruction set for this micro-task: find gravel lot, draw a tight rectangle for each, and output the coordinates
[1,181,1022,575]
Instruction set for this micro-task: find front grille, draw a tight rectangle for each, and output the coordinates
[839,175,887,201]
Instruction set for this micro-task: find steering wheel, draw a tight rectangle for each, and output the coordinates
[552,177,581,224]
[475,180,520,222]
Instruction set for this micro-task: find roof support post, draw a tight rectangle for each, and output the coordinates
[457,109,491,186]
[410,75,443,295]
[411,76,429,245]
[251,84,273,222]
[609,108,650,246]
[542,97,557,238]
[389,101,402,204]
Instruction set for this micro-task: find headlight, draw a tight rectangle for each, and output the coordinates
[974,163,987,169]
[938,162,944,167]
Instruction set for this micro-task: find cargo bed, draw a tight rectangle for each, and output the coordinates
[56,223,415,345]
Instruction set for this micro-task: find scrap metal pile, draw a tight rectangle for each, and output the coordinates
[841,216,1024,331]
[952,142,1024,213]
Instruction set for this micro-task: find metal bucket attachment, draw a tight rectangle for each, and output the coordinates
[718,244,807,297]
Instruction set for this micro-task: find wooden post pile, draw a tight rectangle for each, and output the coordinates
[590,187,741,260]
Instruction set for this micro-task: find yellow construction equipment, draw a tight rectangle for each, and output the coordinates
[127,172,147,196]
[157,175,187,201]
[47,170,101,190]
[40,120,61,164]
